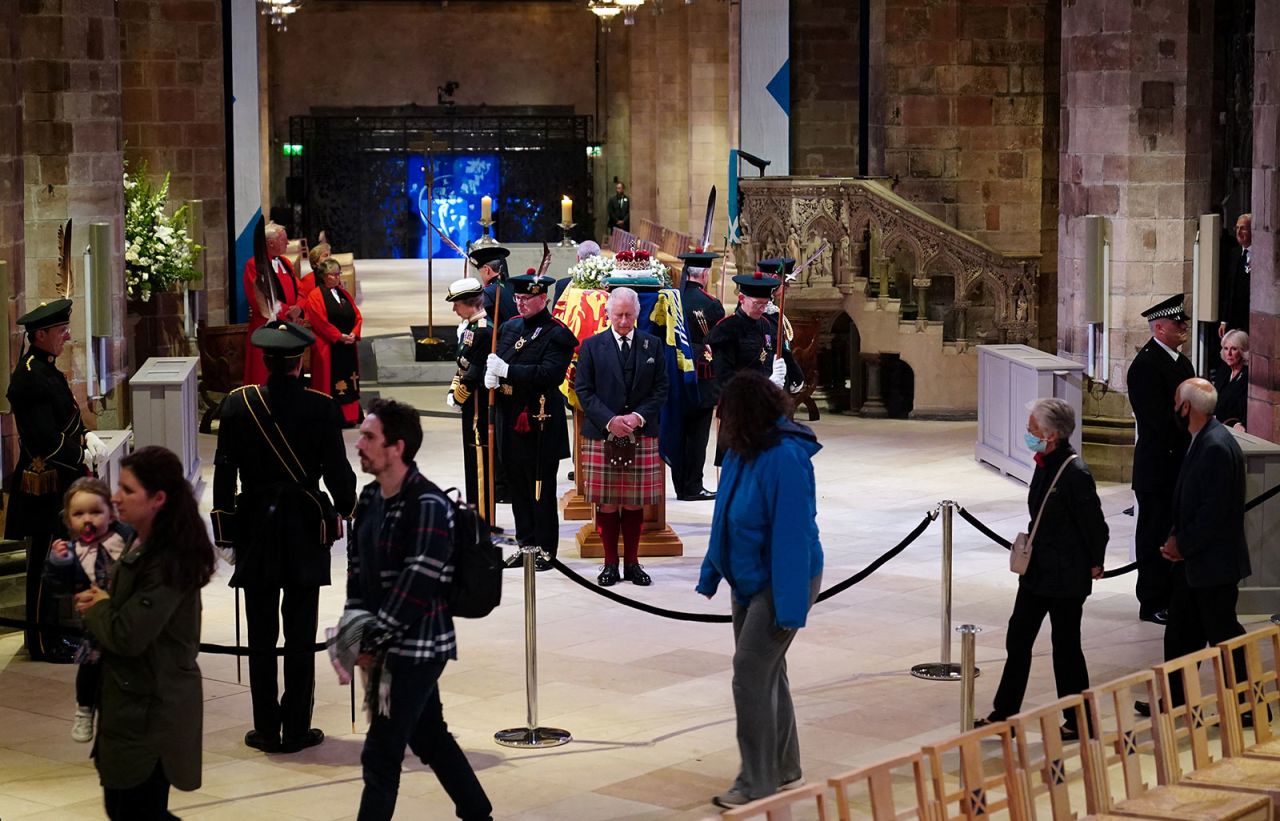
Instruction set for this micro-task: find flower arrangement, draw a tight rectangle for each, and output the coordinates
[123,160,202,302]
[567,250,672,290]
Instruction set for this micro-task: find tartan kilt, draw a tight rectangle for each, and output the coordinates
[580,435,664,506]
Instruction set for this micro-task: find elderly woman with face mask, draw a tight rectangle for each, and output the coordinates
[1212,330,1248,430]
[304,258,363,426]
[974,398,1109,740]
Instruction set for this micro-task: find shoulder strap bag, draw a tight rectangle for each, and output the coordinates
[1010,454,1078,575]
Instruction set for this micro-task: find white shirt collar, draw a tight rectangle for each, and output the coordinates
[612,328,631,346]
[1153,337,1180,360]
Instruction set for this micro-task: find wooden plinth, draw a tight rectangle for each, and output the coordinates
[561,410,592,520]
[578,520,684,557]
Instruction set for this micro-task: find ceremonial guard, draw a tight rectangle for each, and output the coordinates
[212,321,357,754]
[6,299,104,662]
[485,273,578,570]
[445,277,493,510]
[472,245,517,326]
[674,250,725,501]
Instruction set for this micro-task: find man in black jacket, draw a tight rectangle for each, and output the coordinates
[213,321,357,753]
[484,273,578,570]
[1218,213,1252,337]
[607,181,630,232]
[674,250,725,501]
[1126,295,1194,625]
[1159,377,1249,705]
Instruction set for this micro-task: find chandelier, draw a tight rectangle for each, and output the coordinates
[589,0,622,31]
[258,0,300,31]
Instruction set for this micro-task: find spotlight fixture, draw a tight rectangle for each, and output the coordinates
[258,0,300,31]
[616,0,644,25]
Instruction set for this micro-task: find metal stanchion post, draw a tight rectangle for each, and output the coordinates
[911,502,980,682]
[495,544,571,748]
[957,624,981,730]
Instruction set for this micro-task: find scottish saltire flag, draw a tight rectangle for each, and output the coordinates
[646,288,697,471]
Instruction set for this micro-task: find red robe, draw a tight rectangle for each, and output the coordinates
[305,284,362,421]
[242,255,301,386]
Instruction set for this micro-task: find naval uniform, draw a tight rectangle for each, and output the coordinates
[492,308,577,560]
[676,279,725,498]
[450,314,494,510]
[212,373,356,748]
[5,345,88,662]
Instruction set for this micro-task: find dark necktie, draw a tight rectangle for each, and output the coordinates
[620,336,631,359]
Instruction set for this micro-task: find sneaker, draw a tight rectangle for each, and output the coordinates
[712,789,752,809]
[71,706,95,743]
[780,777,805,790]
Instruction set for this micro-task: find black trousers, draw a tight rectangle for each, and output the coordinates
[1164,564,1246,706]
[990,587,1089,727]
[505,453,560,559]
[77,661,102,708]
[242,585,320,741]
[103,760,177,820]
[675,405,714,496]
[8,489,75,662]
[1135,490,1174,614]
[460,405,493,512]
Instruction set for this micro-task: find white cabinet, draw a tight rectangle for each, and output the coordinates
[975,345,1085,485]
[1233,429,1280,614]
[129,357,201,488]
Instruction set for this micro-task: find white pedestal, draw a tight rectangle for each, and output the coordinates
[129,357,201,488]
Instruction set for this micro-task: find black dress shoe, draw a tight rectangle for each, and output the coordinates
[1134,701,1151,717]
[280,728,324,753]
[245,730,282,753]
[597,564,620,587]
[534,556,554,572]
[624,564,652,586]
[1139,609,1169,626]
[683,489,716,501]
[503,552,524,569]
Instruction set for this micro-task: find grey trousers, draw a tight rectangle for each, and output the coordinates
[729,575,822,800]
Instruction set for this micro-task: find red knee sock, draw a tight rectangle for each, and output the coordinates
[597,509,621,565]
[620,507,644,565]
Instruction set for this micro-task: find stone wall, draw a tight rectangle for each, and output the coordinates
[0,0,23,341]
[1249,2,1280,439]
[1057,0,1213,388]
[119,0,229,326]
[792,0,860,176]
[19,0,127,415]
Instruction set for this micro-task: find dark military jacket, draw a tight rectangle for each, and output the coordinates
[7,345,87,491]
[483,281,518,327]
[212,375,357,588]
[681,280,727,408]
[492,309,577,462]
[452,313,493,445]
[706,308,804,396]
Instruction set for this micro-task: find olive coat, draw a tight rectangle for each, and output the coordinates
[82,537,204,791]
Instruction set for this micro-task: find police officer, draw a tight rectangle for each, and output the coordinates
[471,245,517,326]
[212,321,356,754]
[5,298,104,662]
[674,250,725,501]
[484,273,578,571]
[445,277,493,511]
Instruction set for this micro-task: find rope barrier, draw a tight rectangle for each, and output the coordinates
[547,509,938,621]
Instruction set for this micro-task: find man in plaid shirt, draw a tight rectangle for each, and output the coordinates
[345,398,492,821]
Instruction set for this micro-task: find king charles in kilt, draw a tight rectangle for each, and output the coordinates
[484,272,578,571]
[445,277,493,511]
[574,284,669,587]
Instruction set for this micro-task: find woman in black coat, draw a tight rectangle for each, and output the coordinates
[1212,329,1248,430]
[975,398,1109,738]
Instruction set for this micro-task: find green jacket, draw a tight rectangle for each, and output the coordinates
[82,537,203,791]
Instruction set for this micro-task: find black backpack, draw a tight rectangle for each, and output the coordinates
[429,482,503,619]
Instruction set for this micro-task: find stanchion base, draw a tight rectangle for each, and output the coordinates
[910,662,980,681]
[494,726,572,748]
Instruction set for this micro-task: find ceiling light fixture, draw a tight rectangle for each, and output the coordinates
[258,0,301,31]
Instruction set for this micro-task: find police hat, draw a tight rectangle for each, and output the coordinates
[732,271,782,299]
[510,272,557,296]
[757,257,797,277]
[446,277,485,302]
[17,298,73,331]
[250,321,315,357]
[468,245,510,270]
[1141,294,1191,323]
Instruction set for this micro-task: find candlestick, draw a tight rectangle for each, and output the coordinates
[473,217,498,248]
[560,196,573,225]
[557,222,577,248]
[481,195,492,223]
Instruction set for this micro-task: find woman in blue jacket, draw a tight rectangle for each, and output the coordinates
[697,369,824,809]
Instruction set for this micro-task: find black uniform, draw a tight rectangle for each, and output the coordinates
[1127,337,1194,618]
[450,315,493,510]
[483,281,517,327]
[675,280,725,498]
[212,375,356,748]
[5,345,88,662]
[492,309,577,561]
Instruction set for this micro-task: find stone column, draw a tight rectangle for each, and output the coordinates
[0,0,22,473]
[1248,3,1280,439]
[860,352,889,417]
[1058,0,1213,389]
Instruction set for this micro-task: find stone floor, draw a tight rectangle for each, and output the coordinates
[0,260,1262,820]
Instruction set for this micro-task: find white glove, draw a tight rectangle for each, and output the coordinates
[84,431,109,468]
[446,392,458,409]
[769,357,787,388]
[484,369,501,390]
[486,353,510,379]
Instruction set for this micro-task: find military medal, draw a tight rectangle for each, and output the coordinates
[515,337,527,350]
[463,330,474,345]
